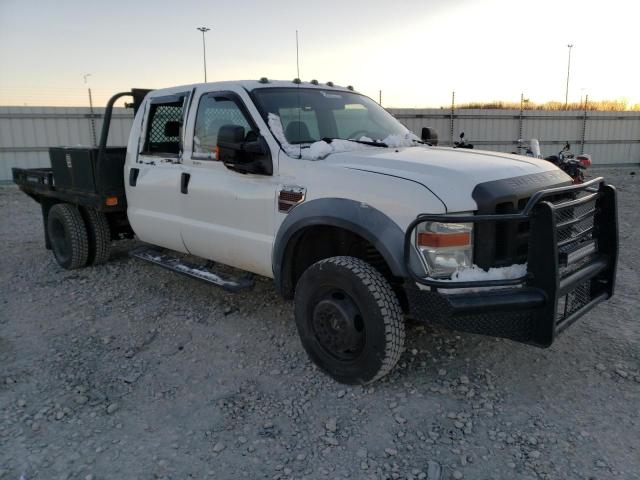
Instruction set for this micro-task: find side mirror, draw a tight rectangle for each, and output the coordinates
[218,125,245,145]
[421,127,438,145]
[217,124,272,175]
[459,132,465,139]
[164,121,180,137]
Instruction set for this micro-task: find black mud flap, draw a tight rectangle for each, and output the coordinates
[129,246,254,292]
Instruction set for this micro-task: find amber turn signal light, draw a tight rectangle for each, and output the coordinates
[417,232,470,248]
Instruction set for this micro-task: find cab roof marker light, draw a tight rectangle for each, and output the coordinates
[259,77,269,84]
[310,79,319,85]
[293,78,302,84]
[326,81,334,87]
[347,85,354,91]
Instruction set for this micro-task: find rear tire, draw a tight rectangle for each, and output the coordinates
[294,256,405,384]
[47,203,89,270]
[82,207,111,265]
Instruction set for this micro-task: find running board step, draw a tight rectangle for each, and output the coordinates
[129,247,254,292]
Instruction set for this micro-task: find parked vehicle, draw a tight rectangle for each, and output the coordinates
[513,138,542,158]
[545,142,592,184]
[453,132,474,149]
[13,80,618,385]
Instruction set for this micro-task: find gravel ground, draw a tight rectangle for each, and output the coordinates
[1,168,638,480]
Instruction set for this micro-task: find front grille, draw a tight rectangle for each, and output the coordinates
[475,189,594,271]
[474,196,532,269]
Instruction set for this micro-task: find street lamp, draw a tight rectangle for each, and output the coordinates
[565,44,574,108]
[197,27,211,82]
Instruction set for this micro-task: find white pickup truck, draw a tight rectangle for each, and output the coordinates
[13,80,619,384]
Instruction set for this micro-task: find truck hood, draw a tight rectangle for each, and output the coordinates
[325,146,569,212]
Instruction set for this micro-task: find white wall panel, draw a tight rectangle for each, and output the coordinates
[1,106,638,181]
[388,108,640,166]
[0,107,134,180]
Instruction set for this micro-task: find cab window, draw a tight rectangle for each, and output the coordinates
[142,94,188,156]
[193,93,252,160]
[277,107,320,144]
[334,104,381,139]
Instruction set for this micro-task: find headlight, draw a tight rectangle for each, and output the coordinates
[415,220,473,278]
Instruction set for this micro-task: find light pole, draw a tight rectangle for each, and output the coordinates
[565,44,574,108]
[197,27,210,82]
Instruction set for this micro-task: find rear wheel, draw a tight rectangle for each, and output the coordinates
[82,207,111,265]
[47,203,89,270]
[294,256,405,384]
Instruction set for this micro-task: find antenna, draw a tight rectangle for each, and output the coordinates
[295,30,302,158]
[296,30,300,79]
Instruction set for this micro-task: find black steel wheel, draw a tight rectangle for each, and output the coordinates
[311,289,366,361]
[294,256,405,384]
[47,203,89,270]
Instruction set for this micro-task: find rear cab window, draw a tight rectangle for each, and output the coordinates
[141,92,190,157]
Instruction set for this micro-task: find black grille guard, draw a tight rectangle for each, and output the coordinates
[403,176,617,289]
[403,176,618,346]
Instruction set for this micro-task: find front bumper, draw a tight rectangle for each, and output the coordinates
[403,177,618,347]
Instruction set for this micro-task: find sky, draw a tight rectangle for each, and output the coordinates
[0,0,638,108]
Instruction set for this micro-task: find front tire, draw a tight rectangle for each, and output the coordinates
[47,203,89,270]
[294,256,405,384]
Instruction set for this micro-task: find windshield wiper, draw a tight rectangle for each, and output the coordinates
[322,137,388,148]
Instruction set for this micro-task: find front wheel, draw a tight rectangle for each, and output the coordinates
[294,256,405,384]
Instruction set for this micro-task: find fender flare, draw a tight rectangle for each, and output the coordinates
[272,198,408,296]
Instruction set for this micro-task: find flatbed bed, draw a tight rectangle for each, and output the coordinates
[11,89,151,254]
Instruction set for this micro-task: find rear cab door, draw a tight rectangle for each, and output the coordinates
[125,90,191,253]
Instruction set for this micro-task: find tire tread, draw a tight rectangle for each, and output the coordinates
[82,207,111,265]
[48,203,89,270]
[309,256,405,383]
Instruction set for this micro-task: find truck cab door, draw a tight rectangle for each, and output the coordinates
[125,92,190,253]
[179,90,277,277]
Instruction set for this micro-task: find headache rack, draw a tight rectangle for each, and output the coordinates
[403,177,618,346]
[11,89,152,212]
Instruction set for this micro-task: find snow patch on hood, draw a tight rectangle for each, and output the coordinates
[268,113,421,160]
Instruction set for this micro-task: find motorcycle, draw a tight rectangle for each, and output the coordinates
[511,139,591,184]
[544,142,592,184]
[513,138,542,158]
[454,132,474,149]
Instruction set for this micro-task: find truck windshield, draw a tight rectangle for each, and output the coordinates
[252,88,418,151]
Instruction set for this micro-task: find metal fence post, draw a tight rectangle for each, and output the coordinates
[580,95,588,154]
[449,91,455,146]
[518,93,524,142]
[88,88,97,147]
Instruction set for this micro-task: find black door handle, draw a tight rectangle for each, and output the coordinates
[129,168,139,187]
[181,172,191,194]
